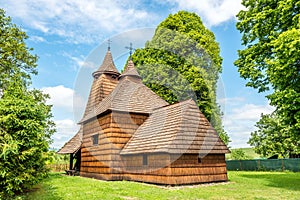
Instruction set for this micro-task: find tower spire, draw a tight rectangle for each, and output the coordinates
[119,43,141,81]
[92,45,120,79]
[125,42,135,60]
[107,39,112,51]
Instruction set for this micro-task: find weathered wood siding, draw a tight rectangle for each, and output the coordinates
[121,153,228,185]
[122,153,172,184]
[80,112,148,180]
[80,110,227,185]
[167,154,228,185]
[80,113,113,180]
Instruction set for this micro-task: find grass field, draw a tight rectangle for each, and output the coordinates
[226,147,263,160]
[16,171,300,200]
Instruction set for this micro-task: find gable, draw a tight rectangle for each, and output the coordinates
[121,99,229,155]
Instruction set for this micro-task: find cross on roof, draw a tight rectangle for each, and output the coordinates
[107,39,112,51]
[125,42,136,60]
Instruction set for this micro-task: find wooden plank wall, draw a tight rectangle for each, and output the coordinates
[81,113,113,180]
[122,154,172,184]
[80,110,228,185]
[80,112,148,180]
[167,154,228,185]
[122,153,228,185]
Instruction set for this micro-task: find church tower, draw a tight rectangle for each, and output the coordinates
[83,48,120,117]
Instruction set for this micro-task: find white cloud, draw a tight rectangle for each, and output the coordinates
[223,102,275,148]
[73,92,87,122]
[2,0,244,43]
[62,52,97,71]
[2,0,157,44]
[54,119,78,139]
[218,97,245,105]
[167,0,244,26]
[42,85,74,111]
[235,103,273,118]
[40,86,83,149]
[51,119,80,149]
[29,35,46,43]
[230,104,274,121]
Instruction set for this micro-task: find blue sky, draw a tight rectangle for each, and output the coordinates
[1,0,274,149]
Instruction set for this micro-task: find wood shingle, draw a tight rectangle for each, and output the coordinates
[57,126,83,154]
[121,99,230,155]
[79,61,168,123]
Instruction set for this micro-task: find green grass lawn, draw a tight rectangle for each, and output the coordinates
[17,171,300,200]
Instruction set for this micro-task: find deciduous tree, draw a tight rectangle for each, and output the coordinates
[131,11,229,144]
[0,9,37,88]
[235,0,300,156]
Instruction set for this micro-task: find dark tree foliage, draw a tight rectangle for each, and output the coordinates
[131,11,230,144]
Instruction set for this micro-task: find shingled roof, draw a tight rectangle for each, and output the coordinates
[121,99,229,155]
[92,50,120,78]
[57,126,83,154]
[83,50,120,118]
[118,60,141,80]
[80,61,168,123]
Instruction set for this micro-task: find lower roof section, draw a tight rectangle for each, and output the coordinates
[121,99,230,155]
[57,126,83,154]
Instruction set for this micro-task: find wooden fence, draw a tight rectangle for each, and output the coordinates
[47,164,69,172]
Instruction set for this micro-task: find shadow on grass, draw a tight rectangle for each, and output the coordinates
[240,172,300,191]
[20,173,64,200]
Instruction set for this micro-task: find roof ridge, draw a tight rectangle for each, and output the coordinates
[153,98,195,111]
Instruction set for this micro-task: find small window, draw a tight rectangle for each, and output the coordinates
[92,134,99,145]
[143,154,148,165]
[198,157,201,163]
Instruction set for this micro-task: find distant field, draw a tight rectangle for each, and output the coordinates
[16,171,300,200]
[226,147,263,160]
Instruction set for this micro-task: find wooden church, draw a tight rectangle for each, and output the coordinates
[58,47,230,185]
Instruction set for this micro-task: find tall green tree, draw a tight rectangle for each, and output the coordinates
[0,9,55,197]
[235,0,300,157]
[249,113,295,158]
[0,9,37,88]
[132,11,229,144]
[0,77,55,197]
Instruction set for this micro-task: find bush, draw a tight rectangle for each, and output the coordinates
[230,149,251,160]
[0,78,55,198]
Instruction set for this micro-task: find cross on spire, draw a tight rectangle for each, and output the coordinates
[125,42,135,60]
[107,39,112,51]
